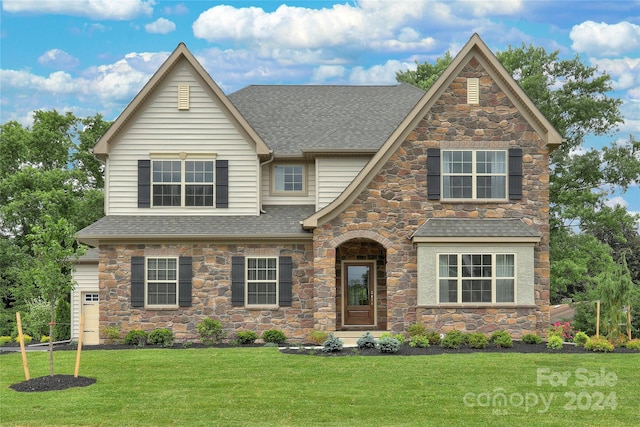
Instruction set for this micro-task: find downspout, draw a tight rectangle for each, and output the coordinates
[259,151,274,214]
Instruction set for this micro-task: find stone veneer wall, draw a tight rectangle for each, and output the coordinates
[312,56,551,338]
[98,242,314,343]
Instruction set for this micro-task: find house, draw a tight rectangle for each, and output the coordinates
[74,33,562,344]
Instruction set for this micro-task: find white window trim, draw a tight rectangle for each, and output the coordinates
[150,153,217,208]
[145,257,179,308]
[270,164,307,196]
[436,252,517,305]
[245,256,279,308]
[441,149,507,202]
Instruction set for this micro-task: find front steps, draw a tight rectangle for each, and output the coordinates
[332,330,386,347]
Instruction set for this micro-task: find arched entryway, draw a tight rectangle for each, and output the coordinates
[335,238,387,330]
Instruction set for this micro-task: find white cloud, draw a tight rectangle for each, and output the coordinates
[589,57,640,91]
[163,3,188,16]
[2,0,154,20]
[348,60,414,85]
[311,65,345,83]
[460,0,523,17]
[604,196,628,209]
[192,2,438,62]
[38,49,80,70]
[145,18,176,34]
[570,21,640,57]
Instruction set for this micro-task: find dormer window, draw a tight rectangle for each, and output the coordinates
[272,164,306,194]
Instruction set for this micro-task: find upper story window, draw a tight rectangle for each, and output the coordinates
[438,253,515,304]
[272,164,305,194]
[152,159,214,207]
[442,150,506,199]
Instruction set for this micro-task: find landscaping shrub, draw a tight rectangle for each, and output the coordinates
[148,329,174,347]
[441,330,466,349]
[235,331,258,345]
[307,331,329,345]
[124,329,148,347]
[548,321,575,341]
[322,334,344,352]
[0,336,12,346]
[15,334,33,344]
[573,331,589,347]
[376,336,400,353]
[409,335,430,348]
[625,339,640,350]
[24,297,50,340]
[546,335,563,350]
[584,336,614,353]
[468,333,488,349]
[262,329,287,344]
[357,332,377,349]
[407,323,427,337]
[103,326,121,344]
[425,331,441,346]
[490,330,513,348]
[40,335,50,343]
[380,332,406,345]
[197,318,226,345]
[521,333,542,344]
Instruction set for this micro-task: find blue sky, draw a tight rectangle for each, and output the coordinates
[1,0,639,214]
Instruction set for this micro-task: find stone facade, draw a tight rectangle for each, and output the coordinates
[311,57,551,338]
[95,55,552,343]
[98,242,314,342]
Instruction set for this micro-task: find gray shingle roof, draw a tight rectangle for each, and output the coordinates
[413,219,541,239]
[228,84,425,156]
[76,205,315,245]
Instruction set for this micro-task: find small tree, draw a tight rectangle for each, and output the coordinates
[597,254,634,343]
[21,215,84,376]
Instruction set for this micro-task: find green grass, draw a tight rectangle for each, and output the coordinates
[1,348,639,426]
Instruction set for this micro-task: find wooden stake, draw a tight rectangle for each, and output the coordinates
[74,314,84,378]
[596,300,600,338]
[16,312,30,381]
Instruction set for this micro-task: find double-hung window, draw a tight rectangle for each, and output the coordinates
[438,253,515,303]
[147,257,178,306]
[442,150,506,199]
[272,165,305,194]
[152,159,214,207]
[246,257,278,305]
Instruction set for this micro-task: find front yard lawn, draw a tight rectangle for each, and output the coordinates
[1,348,638,426]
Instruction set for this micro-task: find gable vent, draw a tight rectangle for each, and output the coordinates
[467,78,479,104]
[178,85,190,110]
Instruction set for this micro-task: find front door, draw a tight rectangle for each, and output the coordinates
[343,262,375,326]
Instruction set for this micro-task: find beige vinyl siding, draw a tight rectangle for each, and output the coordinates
[316,157,369,209]
[71,262,99,340]
[261,162,316,205]
[106,63,260,215]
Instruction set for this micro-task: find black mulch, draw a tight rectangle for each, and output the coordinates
[10,375,96,393]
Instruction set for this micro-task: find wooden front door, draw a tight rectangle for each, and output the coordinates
[343,262,375,326]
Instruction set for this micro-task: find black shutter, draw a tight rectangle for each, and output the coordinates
[427,148,441,200]
[231,256,244,306]
[178,256,192,307]
[509,148,523,200]
[138,160,151,208]
[278,256,293,307]
[131,256,145,307]
[216,159,229,208]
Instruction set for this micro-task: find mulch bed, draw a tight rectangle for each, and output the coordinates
[9,375,96,393]
[280,341,640,356]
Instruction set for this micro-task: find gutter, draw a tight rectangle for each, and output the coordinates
[259,151,275,214]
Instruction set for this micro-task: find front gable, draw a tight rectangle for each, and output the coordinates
[302,33,562,229]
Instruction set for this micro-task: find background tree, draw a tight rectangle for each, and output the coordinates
[397,43,640,337]
[0,110,108,337]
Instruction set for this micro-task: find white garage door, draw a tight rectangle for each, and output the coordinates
[82,293,100,345]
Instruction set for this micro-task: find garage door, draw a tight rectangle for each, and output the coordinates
[82,293,99,345]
